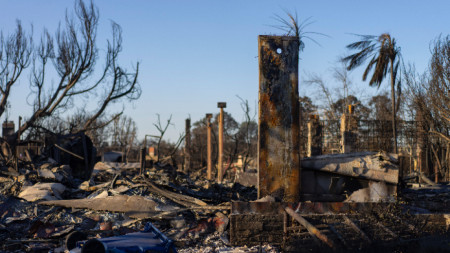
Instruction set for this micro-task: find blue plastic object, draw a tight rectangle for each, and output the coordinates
[71,223,177,253]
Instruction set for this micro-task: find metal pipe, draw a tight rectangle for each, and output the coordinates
[217,102,226,183]
[206,113,213,180]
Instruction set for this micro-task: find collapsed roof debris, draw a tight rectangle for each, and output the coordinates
[0,135,261,252]
[0,31,448,253]
[0,135,448,252]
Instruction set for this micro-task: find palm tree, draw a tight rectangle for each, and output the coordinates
[342,33,401,153]
[272,11,327,52]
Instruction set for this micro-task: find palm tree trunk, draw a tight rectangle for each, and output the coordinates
[390,59,398,153]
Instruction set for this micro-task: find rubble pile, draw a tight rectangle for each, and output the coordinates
[0,149,448,252]
[0,158,275,253]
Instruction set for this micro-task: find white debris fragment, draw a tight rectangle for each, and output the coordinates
[18,183,66,202]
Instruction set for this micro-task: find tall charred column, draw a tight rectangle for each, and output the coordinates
[217,102,226,183]
[184,118,191,173]
[340,105,358,153]
[258,36,300,202]
[307,115,322,157]
[206,113,213,180]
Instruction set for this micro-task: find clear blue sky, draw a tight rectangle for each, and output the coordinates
[1,0,448,141]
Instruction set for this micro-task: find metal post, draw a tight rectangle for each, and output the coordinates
[258,36,300,202]
[217,102,226,183]
[184,118,191,173]
[206,113,213,180]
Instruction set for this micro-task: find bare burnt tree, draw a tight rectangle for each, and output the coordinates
[427,35,450,142]
[110,115,137,161]
[65,109,116,149]
[0,21,33,121]
[305,74,332,117]
[404,36,450,181]
[1,0,140,144]
[153,114,172,162]
[153,114,185,163]
[236,96,257,171]
[190,116,210,169]
[368,93,392,121]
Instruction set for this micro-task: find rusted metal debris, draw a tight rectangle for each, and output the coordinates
[258,35,301,202]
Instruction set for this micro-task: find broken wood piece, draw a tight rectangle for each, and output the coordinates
[54,144,84,161]
[343,216,372,244]
[109,174,120,189]
[39,195,160,219]
[285,207,335,248]
[419,172,437,186]
[188,204,231,210]
[24,150,36,170]
[138,175,207,207]
[79,181,111,191]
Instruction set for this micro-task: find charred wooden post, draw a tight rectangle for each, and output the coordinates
[340,105,358,153]
[307,115,322,157]
[258,35,300,202]
[206,113,213,180]
[139,147,146,175]
[217,102,226,183]
[184,118,191,173]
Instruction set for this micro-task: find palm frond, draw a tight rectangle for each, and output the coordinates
[362,56,377,81]
[346,40,374,50]
[368,52,389,86]
[271,10,327,52]
[342,44,376,70]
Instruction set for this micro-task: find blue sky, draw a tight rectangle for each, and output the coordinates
[1,0,449,141]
